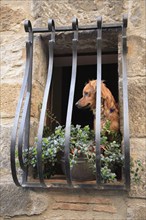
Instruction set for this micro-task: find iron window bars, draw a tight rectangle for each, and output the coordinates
[10,15,130,190]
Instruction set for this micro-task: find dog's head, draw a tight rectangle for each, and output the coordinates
[76,80,117,111]
[75,80,97,110]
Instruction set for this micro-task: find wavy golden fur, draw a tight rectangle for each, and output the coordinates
[76,80,119,131]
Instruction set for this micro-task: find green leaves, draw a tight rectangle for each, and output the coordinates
[21,121,144,183]
[130,159,144,184]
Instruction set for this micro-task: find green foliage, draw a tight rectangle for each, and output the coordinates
[22,120,144,183]
[130,159,144,184]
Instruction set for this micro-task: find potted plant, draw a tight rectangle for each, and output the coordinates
[23,120,125,183]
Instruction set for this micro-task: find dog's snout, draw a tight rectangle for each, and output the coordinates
[75,101,79,107]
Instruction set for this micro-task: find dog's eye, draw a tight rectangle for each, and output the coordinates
[84,92,89,97]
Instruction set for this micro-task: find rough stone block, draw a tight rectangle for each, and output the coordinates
[119,77,146,138]
[32,36,48,87]
[127,198,146,220]
[55,195,111,204]
[0,81,44,119]
[127,36,145,77]
[129,138,146,198]
[92,204,117,213]
[0,124,13,180]
[128,77,146,137]
[52,203,89,211]
[0,118,39,183]
[0,184,49,217]
[0,5,25,32]
[0,82,21,118]
[1,35,26,80]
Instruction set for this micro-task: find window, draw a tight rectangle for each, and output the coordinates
[11,15,130,190]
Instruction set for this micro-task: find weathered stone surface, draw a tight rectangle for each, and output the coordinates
[1,36,26,80]
[55,195,111,204]
[0,119,39,184]
[128,77,146,137]
[126,0,146,37]
[0,1,33,36]
[129,138,146,198]
[52,203,89,211]
[0,184,49,217]
[0,124,12,180]
[31,0,126,27]
[0,186,127,219]
[0,81,44,119]
[32,36,48,86]
[119,77,146,138]
[42,191,127,220]
[127,199,146,220]
[31,0,145,29]
[1,0,146,220]
[0,5,26,32]
[0,1,34,81]
[31,81,45,119]
[1,82,21,118]
[127,36,145,77]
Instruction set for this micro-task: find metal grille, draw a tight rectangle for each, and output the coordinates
[10,15,130,190]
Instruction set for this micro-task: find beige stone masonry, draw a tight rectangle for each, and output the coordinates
[0,0,146,219]
[128,77,146,137]
[0,81,44,119]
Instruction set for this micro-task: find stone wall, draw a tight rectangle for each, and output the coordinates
[0,0,146,219]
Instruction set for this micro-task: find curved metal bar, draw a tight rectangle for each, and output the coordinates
[95,16,102,186]
[10,41,32,186]
[10,20,33,186]
[18,92,30,170]
[24,20,33,43]
[24,20,32,32]
[64,18,78,186]
[48,19,55,42]
[122,15,130,189]
[23,25,33,184]
[37,19,55,185]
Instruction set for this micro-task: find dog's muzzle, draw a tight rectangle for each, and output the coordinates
[75,102,90,109]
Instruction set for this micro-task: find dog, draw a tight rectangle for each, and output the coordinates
[75,80,119,132]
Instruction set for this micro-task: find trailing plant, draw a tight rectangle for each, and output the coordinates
[22,119,144,183]
[23,121,125,182]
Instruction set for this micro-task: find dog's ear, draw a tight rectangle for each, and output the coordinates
[90,80,105,92]
[90,80,97,91]
[101,83,116,109]
[101,82,108,99]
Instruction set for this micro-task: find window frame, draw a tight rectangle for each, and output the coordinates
[10,15,130,190]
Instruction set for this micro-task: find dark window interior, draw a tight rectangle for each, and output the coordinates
[50,62,118,129]
[43,28,121,180]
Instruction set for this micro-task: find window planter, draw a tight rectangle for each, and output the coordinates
[61,156,95,181]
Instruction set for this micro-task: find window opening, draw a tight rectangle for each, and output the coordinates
[51,63,118,129]
[10,15,130,190]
